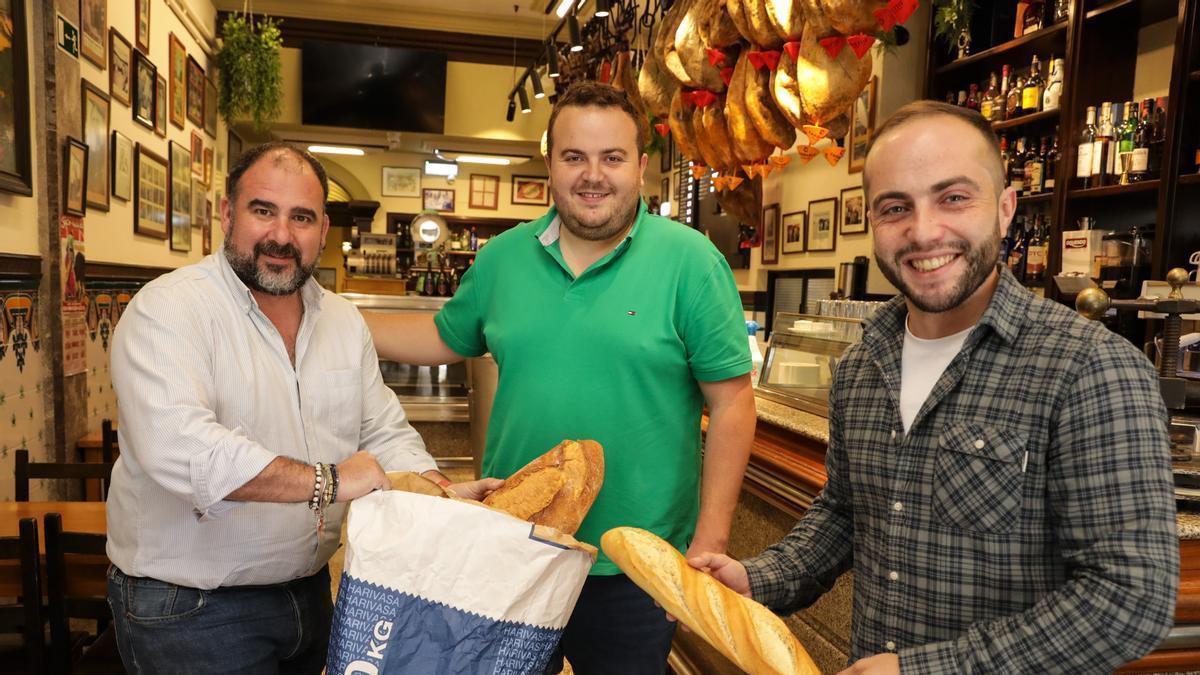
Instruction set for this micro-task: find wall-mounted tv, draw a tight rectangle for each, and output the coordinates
[301,40,447,134]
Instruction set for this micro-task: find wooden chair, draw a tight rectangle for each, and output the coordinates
[99,420,117,466]
[0,517,47,674]
[44,514,122,675]
[13,450,115,503]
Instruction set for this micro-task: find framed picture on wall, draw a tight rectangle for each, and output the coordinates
[135,0,150,53]
[168,33,186,129]
[169,141,192,251]
[80,0,107,68]
[840,186,867,234]
[761,203,780,265]
[154,73,167,137]
[381,166,420,197]
[63,137,89,217]
[202,201,212,255]
[0,0,32,196]
[186,55,205,128]
[468,174,499,210]
[661,176,669,202]
[112,130,133,202]
[227,129,244,169]
[806,198,838,252]
[511,175,550,206]
[660,135,673,173]
[191,176,206,235]
[204,77,218,137]
[132,50,155,130]
[82,80,111,212]
[203,148,213,187]
[848,76,877,174]
[134,143,168,239]
[423,188,455,213]
[782,210,806,255]
[190,132,204,179]
[109,28,132,106]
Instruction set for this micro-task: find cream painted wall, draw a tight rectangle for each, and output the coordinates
[79,0,225,267]
[1134,19,1176,101]
[322,153,550,233]
[0,3,42,256]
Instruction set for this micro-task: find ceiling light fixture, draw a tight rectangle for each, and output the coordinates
[594,0,610,17]
[531,73,546,99]
[567,15,583,52]
[517,83,532,113]
[307,145,365,156]
[547,45,561,78]
[506,98,516,122]
[554,0,575,17]
[455,155,514,166]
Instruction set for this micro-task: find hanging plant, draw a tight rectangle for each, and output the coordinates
[932,0,975,56]
[215,5,283,132]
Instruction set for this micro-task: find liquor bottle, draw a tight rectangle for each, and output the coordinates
[1026,137,1046,194]
[1026,215,1047,283]
[436,267,450,296]
[996,66,1011,121]
[1007,215,1028,280]
[422,259,435,296]
[449,267,460,295]
[957,90,968,107]
[1023,0,1045,35]
[1090,102,1113,187]
[1042,58,1064,111]
[1044,135,1059,191]
[1000,135,1012,188]
[1076,106,1097,189]
[1022,55,1043,114]
[967,84,981,111]
[469,226,479,251]
[1130,98,1152,182]
[1007,75,1025,119]
[1010,137,1028,193]
[1116,102,1137,181]
[981,73,999,121]
[1053,0,1070,22]
[1148,98,1167,179]
[945,91,956,105]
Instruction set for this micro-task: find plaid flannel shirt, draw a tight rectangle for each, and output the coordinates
[743,268,1179,673]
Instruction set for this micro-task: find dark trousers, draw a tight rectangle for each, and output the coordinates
[545,573,678,675]
[107,565,332,675]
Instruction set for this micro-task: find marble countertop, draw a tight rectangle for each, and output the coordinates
[753,395,1200,541]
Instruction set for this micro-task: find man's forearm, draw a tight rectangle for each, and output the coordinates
[361,311,463,366]
[692,380,756,552]
[226,456,315,502]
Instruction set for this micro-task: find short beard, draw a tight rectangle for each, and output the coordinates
[559,192,640,242]
[876,231,1000,314]
[223,228,315,296]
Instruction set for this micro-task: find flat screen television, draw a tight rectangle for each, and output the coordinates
[301,40,447,134]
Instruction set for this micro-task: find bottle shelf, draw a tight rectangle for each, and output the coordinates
[934,23,1068,76]
[1179,173,1200,185]
[993,108,1060,131]
[1085,0,1177,26]
[1017,192,1055,204]
[1067,179,1161,199]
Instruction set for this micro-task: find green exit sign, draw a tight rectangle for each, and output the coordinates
[56,14,79,58]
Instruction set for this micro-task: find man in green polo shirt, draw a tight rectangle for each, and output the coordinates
[365,81,755,674]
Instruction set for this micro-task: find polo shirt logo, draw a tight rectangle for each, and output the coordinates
[627,311,637,316]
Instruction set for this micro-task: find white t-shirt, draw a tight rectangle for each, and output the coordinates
[899,319,974,432]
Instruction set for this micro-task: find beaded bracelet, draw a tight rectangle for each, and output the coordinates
[329,463,340,505]
[321,463,334,508]
[309,462,324,511]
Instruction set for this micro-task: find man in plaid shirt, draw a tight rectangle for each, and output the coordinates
[692,101,1179,673]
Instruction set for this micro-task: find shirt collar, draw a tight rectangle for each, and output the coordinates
[533,200,648,247]
[216,249,325,315]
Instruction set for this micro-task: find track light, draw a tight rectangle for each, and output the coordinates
[531,72,546,99]
[567,15,583,52]
[595,0,610,17]
[547,44,561,78]
[506,98,516,122]
[517,83,532,114]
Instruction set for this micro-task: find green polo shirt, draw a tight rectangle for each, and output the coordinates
[435,201,750,574]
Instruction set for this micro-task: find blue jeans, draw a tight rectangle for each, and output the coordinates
[106,565,332,675]
[544,573,677,675]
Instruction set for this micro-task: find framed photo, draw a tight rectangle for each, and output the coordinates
[82,79,111,212]
[63,137,89,217]
[227,129,244,169]
[108,28,132,106]
[134,0,150,53]
[190,175,206,236]
[169,141,192,251]
[806,198,838,252]
[761,203,779,265]
[422,188,455,213]
[190,132,204,178]
[154,73,167,137]
[203,148,213,187]
[80,0,107,68]
[204,77,218,137]
[168,33,186,128]
[661,176,669,202]
[660,135,673,173]
[840,186,867,235]
[849,76,877,174]
[134,143,168,238]
[186,55,205,128]
[111,130,132,201]
[201,200,212,255]
[381,166,420,197]
[132,49,155,130]
[511,175,550,206]
[0,0,33,196]
[468,174,499,210]
[782,210,807,254]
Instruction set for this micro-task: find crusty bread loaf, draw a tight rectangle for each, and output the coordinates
[482,440,604,535]
[601,527,820,675]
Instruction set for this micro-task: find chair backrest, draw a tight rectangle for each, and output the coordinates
[100,419,117,465]
[14,449,115,502]
[0,517,48,674]
[44,513,111,675]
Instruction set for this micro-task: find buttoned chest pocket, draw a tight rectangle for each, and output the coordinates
[317,369,361,442]
[933,423,1027,534]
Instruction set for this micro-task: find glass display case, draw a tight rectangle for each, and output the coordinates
[757,312,861,417]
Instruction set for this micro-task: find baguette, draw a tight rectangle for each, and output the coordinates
[482,440,604,535]
[601,527,820,675]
